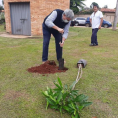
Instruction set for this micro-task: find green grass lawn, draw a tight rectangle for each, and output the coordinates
[0,27,118,118]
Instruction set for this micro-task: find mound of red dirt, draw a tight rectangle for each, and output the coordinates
[27,60,68,74]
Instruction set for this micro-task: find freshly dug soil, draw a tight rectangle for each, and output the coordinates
[27,60,68,74]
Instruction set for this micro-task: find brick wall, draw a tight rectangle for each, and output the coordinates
[4,0,70,35]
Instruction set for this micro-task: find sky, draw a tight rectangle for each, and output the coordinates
[83,0,117,9]
[0,0,117,9]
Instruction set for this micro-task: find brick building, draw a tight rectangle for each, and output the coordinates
[75,8,117,24]
[4,0,70,36]
[101,8,116,23]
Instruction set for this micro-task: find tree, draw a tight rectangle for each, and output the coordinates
[90,2,100,9]
[103,5,108,8]
[2,0,4,5]
[0,5,4,10]
[113,0,118,30]
[70,0,86,14]
[79,9,93,15]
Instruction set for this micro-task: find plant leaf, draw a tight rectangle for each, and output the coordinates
[75,94,88,103]
[68,103,75,110]
[71,90,79,96]
[59,106,62,114]
[50,105,59,110]
[63,106,71,112]
[72,113,80,118]
[64,84,68,90]
[53,88,61,91]
[58,77,63,88]
[71,103,76,110]
[72,114,75,118]
[68,95,75,102]
[62,92,69,100]
[54,82,62,89]
[49,95,56,102]
[81,102,92,107]
[46,101,49,110]
[49,88,53,95]
[74,109,76,115]
[46,98,56,105]
[43,91,49,97]
[57,92,62,103]
[75,113,80,118]
[78,105,84,111]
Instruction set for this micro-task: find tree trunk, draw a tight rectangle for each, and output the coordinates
[112,0,118,30]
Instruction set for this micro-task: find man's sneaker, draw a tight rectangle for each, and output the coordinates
[93,43,98,46]
[89,43,98,46]
[89,43,94,46]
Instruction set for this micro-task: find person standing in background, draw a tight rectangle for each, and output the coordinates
[89,5,103,46]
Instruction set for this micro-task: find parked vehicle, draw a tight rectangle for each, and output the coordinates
[70,20,77,26]
[85,17,112,28]
[71,17,86,26]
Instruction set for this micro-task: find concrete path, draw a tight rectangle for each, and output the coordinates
[0,32,42,39]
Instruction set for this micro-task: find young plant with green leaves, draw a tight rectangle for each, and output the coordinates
[43,78,92,118]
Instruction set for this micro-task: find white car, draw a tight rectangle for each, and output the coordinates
[73,17,86,26]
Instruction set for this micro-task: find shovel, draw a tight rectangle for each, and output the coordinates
[58,34,64,70]
[58,58,64,70]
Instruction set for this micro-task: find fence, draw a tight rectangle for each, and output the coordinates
[74,13,117,24]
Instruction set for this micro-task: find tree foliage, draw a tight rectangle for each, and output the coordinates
[103,5,108,8]
[70,0,86,14]
[0,0,4,11]
[79,9,93,15]
[0,5,4,10]
[2,0,4,5]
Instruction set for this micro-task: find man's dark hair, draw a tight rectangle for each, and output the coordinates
[93,4,99,8]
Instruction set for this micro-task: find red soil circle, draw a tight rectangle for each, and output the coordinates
[27,60,68,74]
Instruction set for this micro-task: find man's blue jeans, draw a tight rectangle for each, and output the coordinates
[91,28,99,45]
[42,23,62,62]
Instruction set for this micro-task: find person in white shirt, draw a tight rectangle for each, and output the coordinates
[89,5,103,46]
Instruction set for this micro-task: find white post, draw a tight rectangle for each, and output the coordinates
[113,0,118,30]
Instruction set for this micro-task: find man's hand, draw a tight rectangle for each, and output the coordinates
[90,18,92,25]
[98,26,101,29]
[99,18,103,29]
[52,25,64,34]
[59,41,64,47]
[59,38,65,47]
[58,28,64,34]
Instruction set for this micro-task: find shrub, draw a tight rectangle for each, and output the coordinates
[43,77,92,118]
[0,11,5,24]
